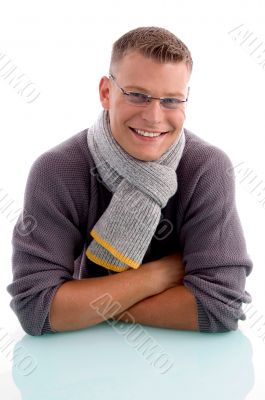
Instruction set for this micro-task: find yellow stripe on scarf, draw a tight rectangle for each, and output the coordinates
[90,228,140,269]
[86,249,130,272]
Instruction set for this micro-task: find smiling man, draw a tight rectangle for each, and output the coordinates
[7,27,253,335]
[101,51,190,161]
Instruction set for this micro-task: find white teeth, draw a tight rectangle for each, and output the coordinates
[134,129,163,137]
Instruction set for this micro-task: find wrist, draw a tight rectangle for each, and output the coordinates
[134,262,159,296]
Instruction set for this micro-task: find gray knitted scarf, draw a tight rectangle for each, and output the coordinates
[86,110,185,273]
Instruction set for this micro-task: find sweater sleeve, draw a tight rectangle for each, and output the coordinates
[180,147,253,333]
[7,149,87,336]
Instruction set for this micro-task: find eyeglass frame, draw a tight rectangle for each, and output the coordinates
[108,73,190,109]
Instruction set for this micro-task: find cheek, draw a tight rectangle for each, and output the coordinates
[109,102,132,123]
[178,107,187,120]
[170,112,186,129]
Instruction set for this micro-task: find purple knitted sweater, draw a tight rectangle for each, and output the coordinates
[7,127,253,335]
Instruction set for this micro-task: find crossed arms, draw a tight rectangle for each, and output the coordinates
[50,253,198,332]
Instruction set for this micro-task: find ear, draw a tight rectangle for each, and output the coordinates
[99,76,110,110]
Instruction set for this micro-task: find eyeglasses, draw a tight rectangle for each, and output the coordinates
[109,74,189,110]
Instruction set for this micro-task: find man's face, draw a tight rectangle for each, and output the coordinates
[99,51,191,161]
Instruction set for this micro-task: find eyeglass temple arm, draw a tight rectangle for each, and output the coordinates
[109,74,190,102]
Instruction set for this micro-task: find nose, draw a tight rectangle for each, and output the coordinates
[140,99,164,125]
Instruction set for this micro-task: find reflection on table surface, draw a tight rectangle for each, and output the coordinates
[12,321,254,400]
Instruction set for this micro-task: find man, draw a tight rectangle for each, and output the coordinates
[7,26,253,336]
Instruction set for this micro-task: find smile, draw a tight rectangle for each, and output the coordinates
[130,127,168,137]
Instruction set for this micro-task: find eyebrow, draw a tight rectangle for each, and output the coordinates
[124,84,185,98]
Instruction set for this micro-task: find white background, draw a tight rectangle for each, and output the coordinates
[0,0,265,399]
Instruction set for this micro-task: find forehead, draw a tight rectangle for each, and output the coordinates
[114,51,190,95]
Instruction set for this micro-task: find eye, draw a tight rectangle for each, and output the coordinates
[162,97,181,105]
[128,92,149,103]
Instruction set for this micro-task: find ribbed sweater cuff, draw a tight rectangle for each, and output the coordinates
[41,313,56,334]
[195,298,211,333]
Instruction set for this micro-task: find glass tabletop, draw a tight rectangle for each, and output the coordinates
[1,315,263,400]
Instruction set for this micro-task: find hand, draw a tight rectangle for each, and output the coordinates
[139,252,186,296]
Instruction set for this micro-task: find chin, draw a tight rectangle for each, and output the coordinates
[123,144,162,161]
[133,153,161,162]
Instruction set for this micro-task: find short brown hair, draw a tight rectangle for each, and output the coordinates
[110,26,193,73]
